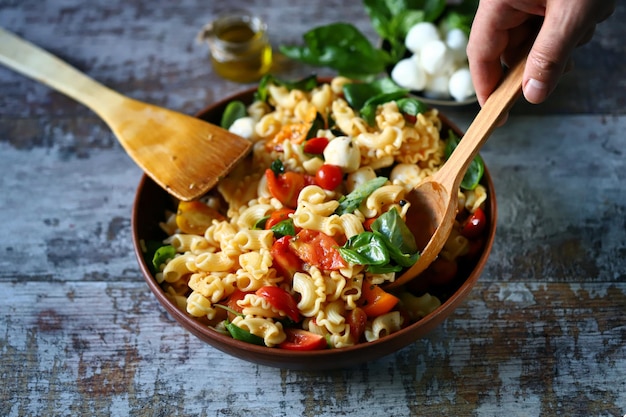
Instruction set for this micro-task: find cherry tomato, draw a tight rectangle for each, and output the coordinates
[315,164,343,191]
[358,282,399,318]
[265,169,306,208]
[270,236,303,280]
[363,217,377,231]
[346,307,368,343]
[265,208,295,230]
[290,229,347,270]
[224,289,249,321]
[255,286,300,322]
[461,207,487,239]
[303,137,329,154]
[279,328,327,351]
[403,114,417,124]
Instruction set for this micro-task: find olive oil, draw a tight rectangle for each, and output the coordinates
[200,12,272,83]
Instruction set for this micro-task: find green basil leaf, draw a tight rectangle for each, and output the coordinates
[220,100,247,129]
[253,215,270,230]
[371,208,419,267]
[270,159,285,175]
[152,245,176,272]
[396,97,428,116]
[271,218,296,238]
[335,177,388,215]
[367,263,404,274]
[225,322,266,346]
[254,74,319,103]
[338,232,390,266]
[343,77,407,110]
[445,129,485,190]
[306,112,326,140]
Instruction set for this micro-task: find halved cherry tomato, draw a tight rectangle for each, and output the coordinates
[265,208,295,230]
[315,164,343,191]
[290,229,347,270]
[346,307,368,343]
[279,328,327,351]
[256,286,300,322]
[270,236,303,280]
[265,169,306,208]
[359,282,399,318]
[303,137,329,154]
[403,114,417,124]
[224,289,249,321]
[176,201,225,235]
[461,207,487,239]
[363,217,377,231]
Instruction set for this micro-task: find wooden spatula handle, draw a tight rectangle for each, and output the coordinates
[0,27,120,115]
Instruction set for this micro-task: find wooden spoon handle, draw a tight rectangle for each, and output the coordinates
[436,57,526,190]
[0,27,122,117]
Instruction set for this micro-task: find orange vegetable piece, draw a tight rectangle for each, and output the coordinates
[176,200,225,235]
[359,282,399,318]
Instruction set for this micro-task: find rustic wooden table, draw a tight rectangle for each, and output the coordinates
[1,1,625,416]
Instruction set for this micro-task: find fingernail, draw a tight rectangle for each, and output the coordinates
[524,78,549,104]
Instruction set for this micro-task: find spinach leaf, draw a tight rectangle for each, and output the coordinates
[371,208,419,267]
[445,129,484,190]
[280,23,392,80]
[220,100,247,129]
[335,176,388,215]
[338,232,390,266]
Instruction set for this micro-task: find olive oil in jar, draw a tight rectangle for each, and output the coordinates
[200,12,272,83]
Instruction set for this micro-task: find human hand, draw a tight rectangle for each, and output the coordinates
[466,0,616,106]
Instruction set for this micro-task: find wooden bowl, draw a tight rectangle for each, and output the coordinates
[131,84,497,370]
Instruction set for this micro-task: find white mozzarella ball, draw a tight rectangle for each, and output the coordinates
[345,166,377,193]
[448,67,475,102]
[323,136,361,173]
[445,28,469,64]
[405,22,440,54]
[390,163,422,190]
[391,57,427,91]
[228,117,255,140]
[424,73,451,99]
[419,39,454,76]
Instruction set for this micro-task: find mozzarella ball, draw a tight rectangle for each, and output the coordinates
[448,67,475,102]
[345,166,377,193]
[390,163,422,190]
[419,39,454,76]
[391,57,427,91]
[445,28,469,64]
[405,22,440,54]
[228,117,255,140]
[424,73,451,99]
[323,136,361,173]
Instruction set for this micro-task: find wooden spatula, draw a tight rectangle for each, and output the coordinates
[0,27,252,201]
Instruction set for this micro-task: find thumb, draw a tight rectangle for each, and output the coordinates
[522,11,582,104]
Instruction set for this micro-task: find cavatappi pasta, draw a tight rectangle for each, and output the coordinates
[148,76,489,350]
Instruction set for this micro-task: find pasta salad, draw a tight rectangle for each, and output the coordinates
[145,75,489,350]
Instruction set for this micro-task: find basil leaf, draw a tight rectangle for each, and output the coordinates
[360,90,412,125]
[270,159,285,175]
[225,322,266,346]
[306,112,326,140]
[343,77,407,110]
[152,245,176,272]
[271,218,296,238]
[371,208,419,267]
[254,74,319,102]
[253,215,270,230]
[338,232,390,266]
[220,100,247,129]
[396,97,428,116]
[445,129,485,190]
[280,23,392,80]
[335,177,388,215]
[367,263,403,274]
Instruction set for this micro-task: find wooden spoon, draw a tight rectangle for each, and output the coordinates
[385,56,526,290]
[0,27,251,201]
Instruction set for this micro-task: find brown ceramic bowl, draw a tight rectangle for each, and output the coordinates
[131,82,497,371]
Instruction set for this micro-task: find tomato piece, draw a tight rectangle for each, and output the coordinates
[425,257,458,286]
[359,282,399,318]
[303,137,329,154]
[265,169,306,208]
[290,229,347,270]
[176,201,225,235]
[315,164,343,191]
[461,207,487,239]
[363,217,377,231]
[256,286,300,322]
[270,236,303,280]
[265,208,295,230]
[404,113,417,124]
[279,328,327,351]
[346,307,368,343]
[224,289,249,321]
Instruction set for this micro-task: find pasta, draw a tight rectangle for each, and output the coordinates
[148,76,489,351]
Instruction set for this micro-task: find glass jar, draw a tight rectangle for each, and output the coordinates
[198,11,272,83]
